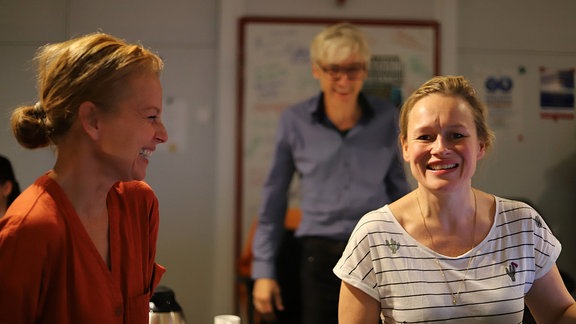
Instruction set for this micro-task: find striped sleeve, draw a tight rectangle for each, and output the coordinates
[505,199,561,280]
[334,209,393,301]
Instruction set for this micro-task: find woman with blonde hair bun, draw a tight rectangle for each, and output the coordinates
[0,32,168,322]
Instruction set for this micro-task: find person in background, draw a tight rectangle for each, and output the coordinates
[0,155,21,218]
[251,22,410,324]
[334,75,576,323]
[0,32,168,322]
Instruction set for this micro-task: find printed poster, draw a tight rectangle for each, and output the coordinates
[540,67,575,120]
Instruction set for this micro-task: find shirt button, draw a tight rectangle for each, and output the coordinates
[115,306,123,316]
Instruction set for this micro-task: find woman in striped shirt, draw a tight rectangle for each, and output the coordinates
[334,75,576,323]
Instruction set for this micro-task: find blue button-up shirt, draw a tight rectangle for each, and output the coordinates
[252,92,410,279]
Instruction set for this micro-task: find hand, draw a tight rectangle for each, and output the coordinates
[253,278,284,322]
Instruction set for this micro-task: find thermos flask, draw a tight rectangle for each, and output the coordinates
[149,286,186,324]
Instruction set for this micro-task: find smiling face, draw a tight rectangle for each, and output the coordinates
[402,94,486,193]
[94,73,168,181]
[312,53,367,106]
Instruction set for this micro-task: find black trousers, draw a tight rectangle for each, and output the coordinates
[299,236,347,324]
[259,235,346,324]
[260,230,302,324]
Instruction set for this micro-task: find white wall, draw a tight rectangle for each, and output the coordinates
[457,0,576,281]
[1,1,574,323]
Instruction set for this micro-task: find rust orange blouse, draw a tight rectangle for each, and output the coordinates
[0,174,165,323]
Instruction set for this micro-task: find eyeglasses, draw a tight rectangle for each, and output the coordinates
[317,63,366,80]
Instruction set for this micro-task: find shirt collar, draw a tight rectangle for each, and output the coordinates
[311,92,375,125]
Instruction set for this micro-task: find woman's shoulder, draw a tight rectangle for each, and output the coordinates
[491,195,546,231]
[495,195,535,209]
[494,196,539,218]
[1,178,67,245]
[113,180,153,192]
[353,204,398,234]
[111,181,156,201]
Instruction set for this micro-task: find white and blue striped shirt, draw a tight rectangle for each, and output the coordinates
[334,197,561,323]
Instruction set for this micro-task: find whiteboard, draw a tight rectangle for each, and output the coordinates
[236,17,439,242]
